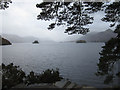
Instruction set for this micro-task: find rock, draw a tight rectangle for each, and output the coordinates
[81,86,97,90]
[65,83,77,88]
[55,80,83,90]
[54,80,71,88]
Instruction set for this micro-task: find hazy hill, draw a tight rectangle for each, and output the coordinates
[64,35,81,42]
[1,34,40,43]
[79,29,117,42]
[1,34,55,43]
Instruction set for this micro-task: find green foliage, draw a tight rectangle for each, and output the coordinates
[116,72,120,77]
[84,2,103,13]
[40,68,62,83]
[94,1,120,84]
[2,63,26,89]
[36,1,97,35]
[96,24,120,84]
[36,1,120,35]
[25,69,63,85]
[2,63,63,89]
[101,2,120,27]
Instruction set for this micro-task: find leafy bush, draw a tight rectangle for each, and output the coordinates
[25,69,63,85]
[2,63,63,89]
[2,63,26,89]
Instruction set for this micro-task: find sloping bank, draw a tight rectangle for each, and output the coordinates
[0,36,12,45]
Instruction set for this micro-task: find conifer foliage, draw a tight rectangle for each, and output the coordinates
[0,0,12,10]
[36,1,98,35]
[96,1,120,84]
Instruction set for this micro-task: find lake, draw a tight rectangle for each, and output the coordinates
[2,42,119,87]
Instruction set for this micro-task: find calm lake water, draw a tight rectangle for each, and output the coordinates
[2,42,119,87]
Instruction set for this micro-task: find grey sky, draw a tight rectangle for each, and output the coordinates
[0,0,115,41]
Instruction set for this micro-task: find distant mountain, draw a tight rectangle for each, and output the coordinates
[79,29,117,42]
[1,34,41,43]
[0,36,12,45]
[1,34,54,43]
[63,35,81,42]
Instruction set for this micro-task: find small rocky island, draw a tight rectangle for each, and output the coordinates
[76,40,86,43]
[0,36,12,45]
[32,40,39,44]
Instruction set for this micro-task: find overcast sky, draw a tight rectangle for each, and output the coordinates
[0,0,115,41]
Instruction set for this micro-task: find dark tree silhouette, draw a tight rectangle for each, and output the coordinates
[0,0,12,10]
[2,63,26,89]
[101,2,120,27]
[36,1,104,35]
[2,63,63,89]
[96,25,120,84]
[96,1,120,84]
[36,1,120,84]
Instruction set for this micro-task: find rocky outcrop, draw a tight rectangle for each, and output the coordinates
[0,36,12,45]
[32,40,39,44]
[76,40,86,43]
